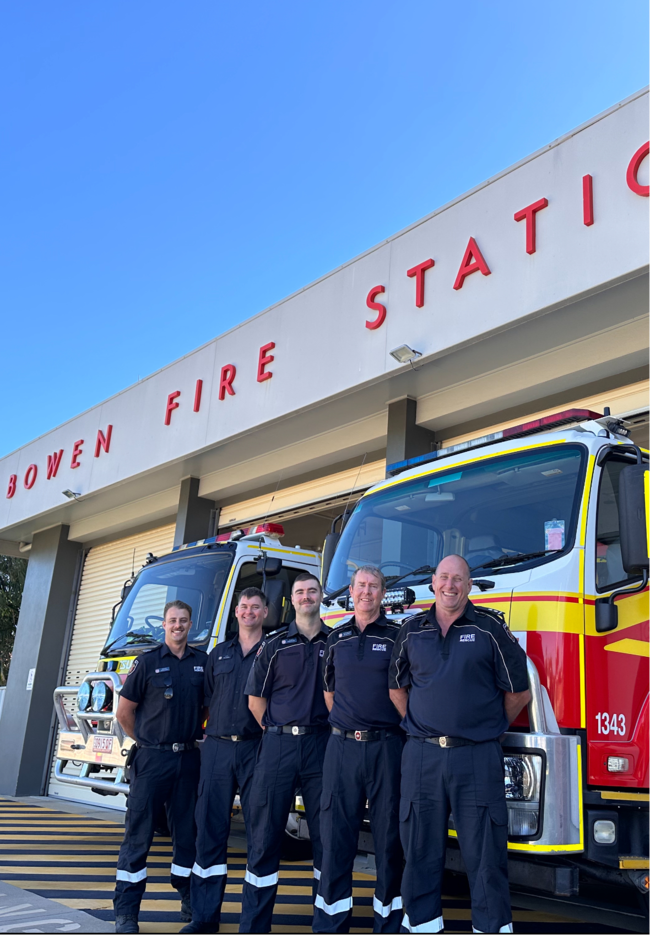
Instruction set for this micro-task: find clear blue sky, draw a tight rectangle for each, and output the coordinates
[1,1,647,457]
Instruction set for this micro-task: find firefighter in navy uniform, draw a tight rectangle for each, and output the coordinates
[314,565,404,934]
[240,573,330,934]
[180,587,267,934]
[388,555,530,935]
[113,600,206,935]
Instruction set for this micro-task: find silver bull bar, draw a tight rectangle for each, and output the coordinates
[499,656,583,852]
[53,671,130,796]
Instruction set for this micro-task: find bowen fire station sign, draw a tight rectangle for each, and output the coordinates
[0,91,647,532]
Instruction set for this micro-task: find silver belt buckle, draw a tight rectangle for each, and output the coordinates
[354,730,362,741]
[292,726,300,736]
[172,743,182,753]
[231,735,239,742]
[439,736,447,748]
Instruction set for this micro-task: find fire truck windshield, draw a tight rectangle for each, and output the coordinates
[326,444,586,592]
[103,549,234,655]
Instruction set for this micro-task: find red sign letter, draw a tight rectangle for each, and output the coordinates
[626,142,649,196]
[70,440,84,469]
[193,380,203,412]
[46,449,64,479]
[94,425,113,457]
[582,175,594,226]
[365,286,386,329]
[513,198,548,254]
[6,475,16,499]
[257,343,275,382]
[24,464,37,489]
[164,391,181,426]
[406,259,435,308]
[219,365,236,400]
[453,237,491,290]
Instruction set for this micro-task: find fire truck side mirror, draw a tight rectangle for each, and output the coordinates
[595,600,618,633]
[256,557,282,577]
[618,464,649,576]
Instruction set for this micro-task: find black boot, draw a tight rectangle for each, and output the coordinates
[180,894,192,922]
[179,923,218,934]
[114,916,139,934]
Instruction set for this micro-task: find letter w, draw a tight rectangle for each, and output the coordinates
[47,450,64,480]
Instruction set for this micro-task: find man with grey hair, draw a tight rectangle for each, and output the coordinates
[314,565,404,933]
[389,554,530,934]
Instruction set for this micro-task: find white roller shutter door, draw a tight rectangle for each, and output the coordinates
[48,523,175,805]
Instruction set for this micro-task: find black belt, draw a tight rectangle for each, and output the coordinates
[331,727,402,742]
[423,735,475,748]
[139,742,198,752]
[217,734,259,742]
[266,725,327,736]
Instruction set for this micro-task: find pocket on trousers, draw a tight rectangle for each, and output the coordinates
[320,789,332,812]
[487,799,508,827]
[251,783,268,808]
[399,798,412,823]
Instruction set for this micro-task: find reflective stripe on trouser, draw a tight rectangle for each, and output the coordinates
[239,729,328,934]
[190,735,260,926]
[313,732,404,934]
[399,738,512,935]
[114,746,200,917]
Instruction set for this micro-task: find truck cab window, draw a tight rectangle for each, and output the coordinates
[595,457,642,591]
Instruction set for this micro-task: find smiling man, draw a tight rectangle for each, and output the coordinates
[388,555,530,935]
[181,588,267,934]
[314,566,404,934]
[240,573,330,934]
[114,601,207,934]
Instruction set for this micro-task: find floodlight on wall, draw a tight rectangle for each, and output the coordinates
[62,489,81,501]
[389,345,423,365]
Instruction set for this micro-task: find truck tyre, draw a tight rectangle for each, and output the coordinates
[280,826,312,861]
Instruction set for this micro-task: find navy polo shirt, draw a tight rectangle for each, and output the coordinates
[323,612,402,731]
[204,636,263,740]
[388,601,528,742]
[244,619,329,728]
[120,642,207,745]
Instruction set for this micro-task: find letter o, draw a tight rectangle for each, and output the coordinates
[626,142,649,196]
[24,464,38,490]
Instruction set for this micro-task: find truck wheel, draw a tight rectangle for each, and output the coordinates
[280,827,312,861]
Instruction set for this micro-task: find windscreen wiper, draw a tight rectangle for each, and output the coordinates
[322,565,435,606]
[103,632,160,654]
[471,549,561,573]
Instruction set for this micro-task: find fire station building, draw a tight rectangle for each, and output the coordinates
[0,89,647,805]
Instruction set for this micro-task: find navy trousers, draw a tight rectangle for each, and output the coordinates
[313,731,404,934]
[190,735,260,927]
[114,746,200,918]
[399,738,512,934]
[239,729,329,933]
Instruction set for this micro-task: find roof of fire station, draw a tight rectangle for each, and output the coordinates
[1,88,648,556]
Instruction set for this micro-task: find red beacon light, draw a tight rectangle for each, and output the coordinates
[248,522,285,539]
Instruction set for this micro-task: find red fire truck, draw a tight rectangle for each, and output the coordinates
[320,408,648,909]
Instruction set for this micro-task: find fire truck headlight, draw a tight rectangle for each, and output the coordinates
[504,754,541,801]
[77,682,91,711]
[91,681,113,713]
[594,819,616,844]
[504,754,543,839]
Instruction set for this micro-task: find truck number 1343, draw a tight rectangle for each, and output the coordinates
[596,712,626,736]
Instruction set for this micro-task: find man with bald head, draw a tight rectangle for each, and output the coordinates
[389,554,530,935]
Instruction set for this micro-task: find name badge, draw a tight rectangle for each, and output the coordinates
[155,667,170,673]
